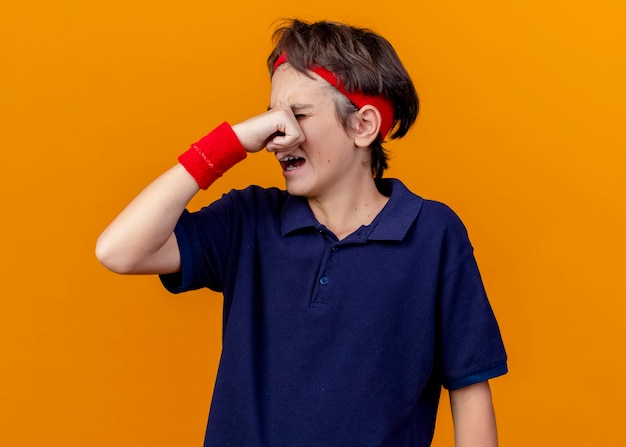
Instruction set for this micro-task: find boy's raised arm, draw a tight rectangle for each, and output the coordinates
[95,163,200,275]
[96,107,305,276]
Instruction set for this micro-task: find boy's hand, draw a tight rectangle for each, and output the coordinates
[232,106,305,153]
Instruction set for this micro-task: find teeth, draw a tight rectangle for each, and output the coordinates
[280,156,299,162]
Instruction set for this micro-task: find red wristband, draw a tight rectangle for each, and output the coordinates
[178,122,247,189]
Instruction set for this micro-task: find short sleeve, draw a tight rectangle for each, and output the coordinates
[438,251,508,390]
[159,193,236,294]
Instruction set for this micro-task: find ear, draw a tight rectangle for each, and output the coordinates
[353,105,381,148]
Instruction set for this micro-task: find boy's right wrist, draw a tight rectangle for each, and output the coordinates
[178,122,247,190]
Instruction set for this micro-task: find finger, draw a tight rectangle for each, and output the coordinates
[266,127,304,152]
[233,106,303,152]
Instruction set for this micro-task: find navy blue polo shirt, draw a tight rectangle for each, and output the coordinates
[160,179,507,447]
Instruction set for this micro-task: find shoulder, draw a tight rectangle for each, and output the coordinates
[385,179,467,235]
[180,186,290,232]
[209,185,290,215]
[420,199,468,235]
[386,179,474,264]
[223,185,288,203]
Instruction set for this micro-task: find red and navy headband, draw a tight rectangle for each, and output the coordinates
[273,53,395,138]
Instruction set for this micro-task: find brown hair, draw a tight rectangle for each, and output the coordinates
[268,19,419,179]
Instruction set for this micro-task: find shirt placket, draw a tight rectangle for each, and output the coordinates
[309,230,341,309]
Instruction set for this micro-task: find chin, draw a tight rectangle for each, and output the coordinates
[284,180,312,197]
[285,185,306,197]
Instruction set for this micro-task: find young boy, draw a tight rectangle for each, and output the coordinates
[97,19,507,447]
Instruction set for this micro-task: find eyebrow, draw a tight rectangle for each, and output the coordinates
[267,103,314,112]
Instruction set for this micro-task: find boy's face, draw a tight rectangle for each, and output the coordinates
[269,65,368,201]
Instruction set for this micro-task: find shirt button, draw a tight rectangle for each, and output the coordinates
[319,277,329,285]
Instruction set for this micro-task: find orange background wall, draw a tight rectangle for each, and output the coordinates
[1,1,625,445]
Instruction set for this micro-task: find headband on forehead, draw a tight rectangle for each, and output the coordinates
[273,53,395,138]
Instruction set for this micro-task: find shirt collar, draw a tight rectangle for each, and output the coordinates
[280,179,423,241]
[281,195,319,236]
[367,179,424,241]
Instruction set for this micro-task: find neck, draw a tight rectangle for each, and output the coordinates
[307,178,388,240]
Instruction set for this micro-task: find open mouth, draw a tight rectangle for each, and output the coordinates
[280,156,305,171]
